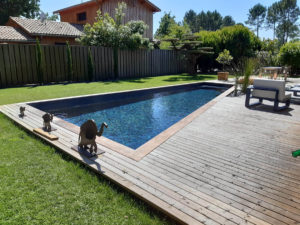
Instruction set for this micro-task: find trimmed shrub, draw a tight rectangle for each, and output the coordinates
[66,42,74,82]
[278,41,300,74]
[87,47,94,81]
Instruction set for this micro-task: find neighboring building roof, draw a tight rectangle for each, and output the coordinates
[0,26,35,43]
[53,0,161,13]
[9,17,84,38]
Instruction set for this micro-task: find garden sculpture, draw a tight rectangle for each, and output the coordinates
[42,113,53,132]
[78,120,108,154]
[19,106,25,117]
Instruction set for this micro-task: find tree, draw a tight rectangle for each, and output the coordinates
[222,16,235,27]
[216,49,233,71]
[266,2,281,40]
[79,2,152,79]
[246,3,267,37]
[155,12,176,37]
[184,10,198,33]
[164,35,213,74]
[0,0,40,25]
[276,0,300,44]
[37,12,59,21]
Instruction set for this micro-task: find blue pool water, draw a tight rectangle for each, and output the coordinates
[63,88,222,149]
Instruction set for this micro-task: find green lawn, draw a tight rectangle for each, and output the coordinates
[0,73,217,105]
[0,74,217,225]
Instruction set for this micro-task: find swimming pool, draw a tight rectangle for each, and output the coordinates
[30,82,231,150]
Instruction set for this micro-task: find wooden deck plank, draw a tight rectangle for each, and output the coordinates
[2,92,300,225]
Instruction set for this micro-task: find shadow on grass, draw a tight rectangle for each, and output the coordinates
[163,74,216,82]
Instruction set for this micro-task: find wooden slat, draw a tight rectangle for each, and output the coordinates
[0,45,7,88]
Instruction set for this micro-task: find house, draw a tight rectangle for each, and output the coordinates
[54,0,161,39]
[1,17,83,45]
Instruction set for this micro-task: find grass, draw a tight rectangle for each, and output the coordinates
[0,73,218,105]
[0,74,217,224]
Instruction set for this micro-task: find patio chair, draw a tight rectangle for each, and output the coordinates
[245,79,291,111]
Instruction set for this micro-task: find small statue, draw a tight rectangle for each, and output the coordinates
[78,120,108,154]
[42,113,53,132]
[19,106,25,118]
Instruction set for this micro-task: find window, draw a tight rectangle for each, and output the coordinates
[77,12,87,21]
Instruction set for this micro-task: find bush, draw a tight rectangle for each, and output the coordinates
[278,41,300,74]
[35,38,44,84]
[196,25,262,71]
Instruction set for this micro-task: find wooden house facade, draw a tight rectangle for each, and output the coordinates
[54,0,160,39]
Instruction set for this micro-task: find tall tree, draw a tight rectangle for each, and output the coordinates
[197,11,208,31]
[276,0,300,44]
[266,2,281,39]
[222,16,236,27]
[0,0,40,25]
[155,12,176,37]
[184,10,198,33]
[206,10,223,31]
[37,12,59,21]
[246,3,267,37]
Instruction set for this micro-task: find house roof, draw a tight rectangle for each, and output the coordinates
[9,17,84,38]
[0,26,35,43]
[53,0,161,13]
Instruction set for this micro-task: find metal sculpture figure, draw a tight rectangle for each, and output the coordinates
[42,113,53,132]
[79,120,108,154]
[19,106,25,117]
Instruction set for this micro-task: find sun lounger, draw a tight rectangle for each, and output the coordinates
[245,79,291,111]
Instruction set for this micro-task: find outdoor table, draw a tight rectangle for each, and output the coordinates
[259,67,282,79]
[290,87,300,96]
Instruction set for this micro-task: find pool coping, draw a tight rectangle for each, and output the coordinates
[10,81,234,161]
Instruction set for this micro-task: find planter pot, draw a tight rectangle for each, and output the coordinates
[218,72,229,81]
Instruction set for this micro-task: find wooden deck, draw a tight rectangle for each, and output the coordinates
[1,95,300,225]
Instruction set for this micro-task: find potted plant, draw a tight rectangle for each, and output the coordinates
[216,49,233,81]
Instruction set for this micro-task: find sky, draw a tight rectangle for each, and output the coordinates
[40,0,300,39]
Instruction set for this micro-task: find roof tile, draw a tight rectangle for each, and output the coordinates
[0,26,35,42]
[10,17,83,38]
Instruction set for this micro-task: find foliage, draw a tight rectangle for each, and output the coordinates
[164,34,213,74]
[154,12,176,37]
[159,23,191,49]
[242,58,257,93]
[266,2,281,39]
[35,38,44,84]
[0,0,40,24]
[183,10,198,33]
[276,0,300,44]
[66,41,73,81]
[37,11,58,21]
[184,10,235,33]
[87,47,94,81]
[222,16,236,27]
[245,3,267,37]
[278,41,300,73]
[196,25,261,71]
[79,2,151,79]
[216,49,233,71]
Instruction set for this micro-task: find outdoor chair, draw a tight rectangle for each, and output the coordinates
[245,79,291,111]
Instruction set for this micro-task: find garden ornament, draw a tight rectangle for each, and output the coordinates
[79,120,108,154]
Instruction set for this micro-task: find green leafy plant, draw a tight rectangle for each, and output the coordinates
[79,2,152,79]
[66,41,73,82]
[278,41,300,74]
[242,58,256,93]
[35,38,44,84]
[216,49,233,71]
[87,47,94,82]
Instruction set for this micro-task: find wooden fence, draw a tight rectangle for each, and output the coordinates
[0,44,187,88]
